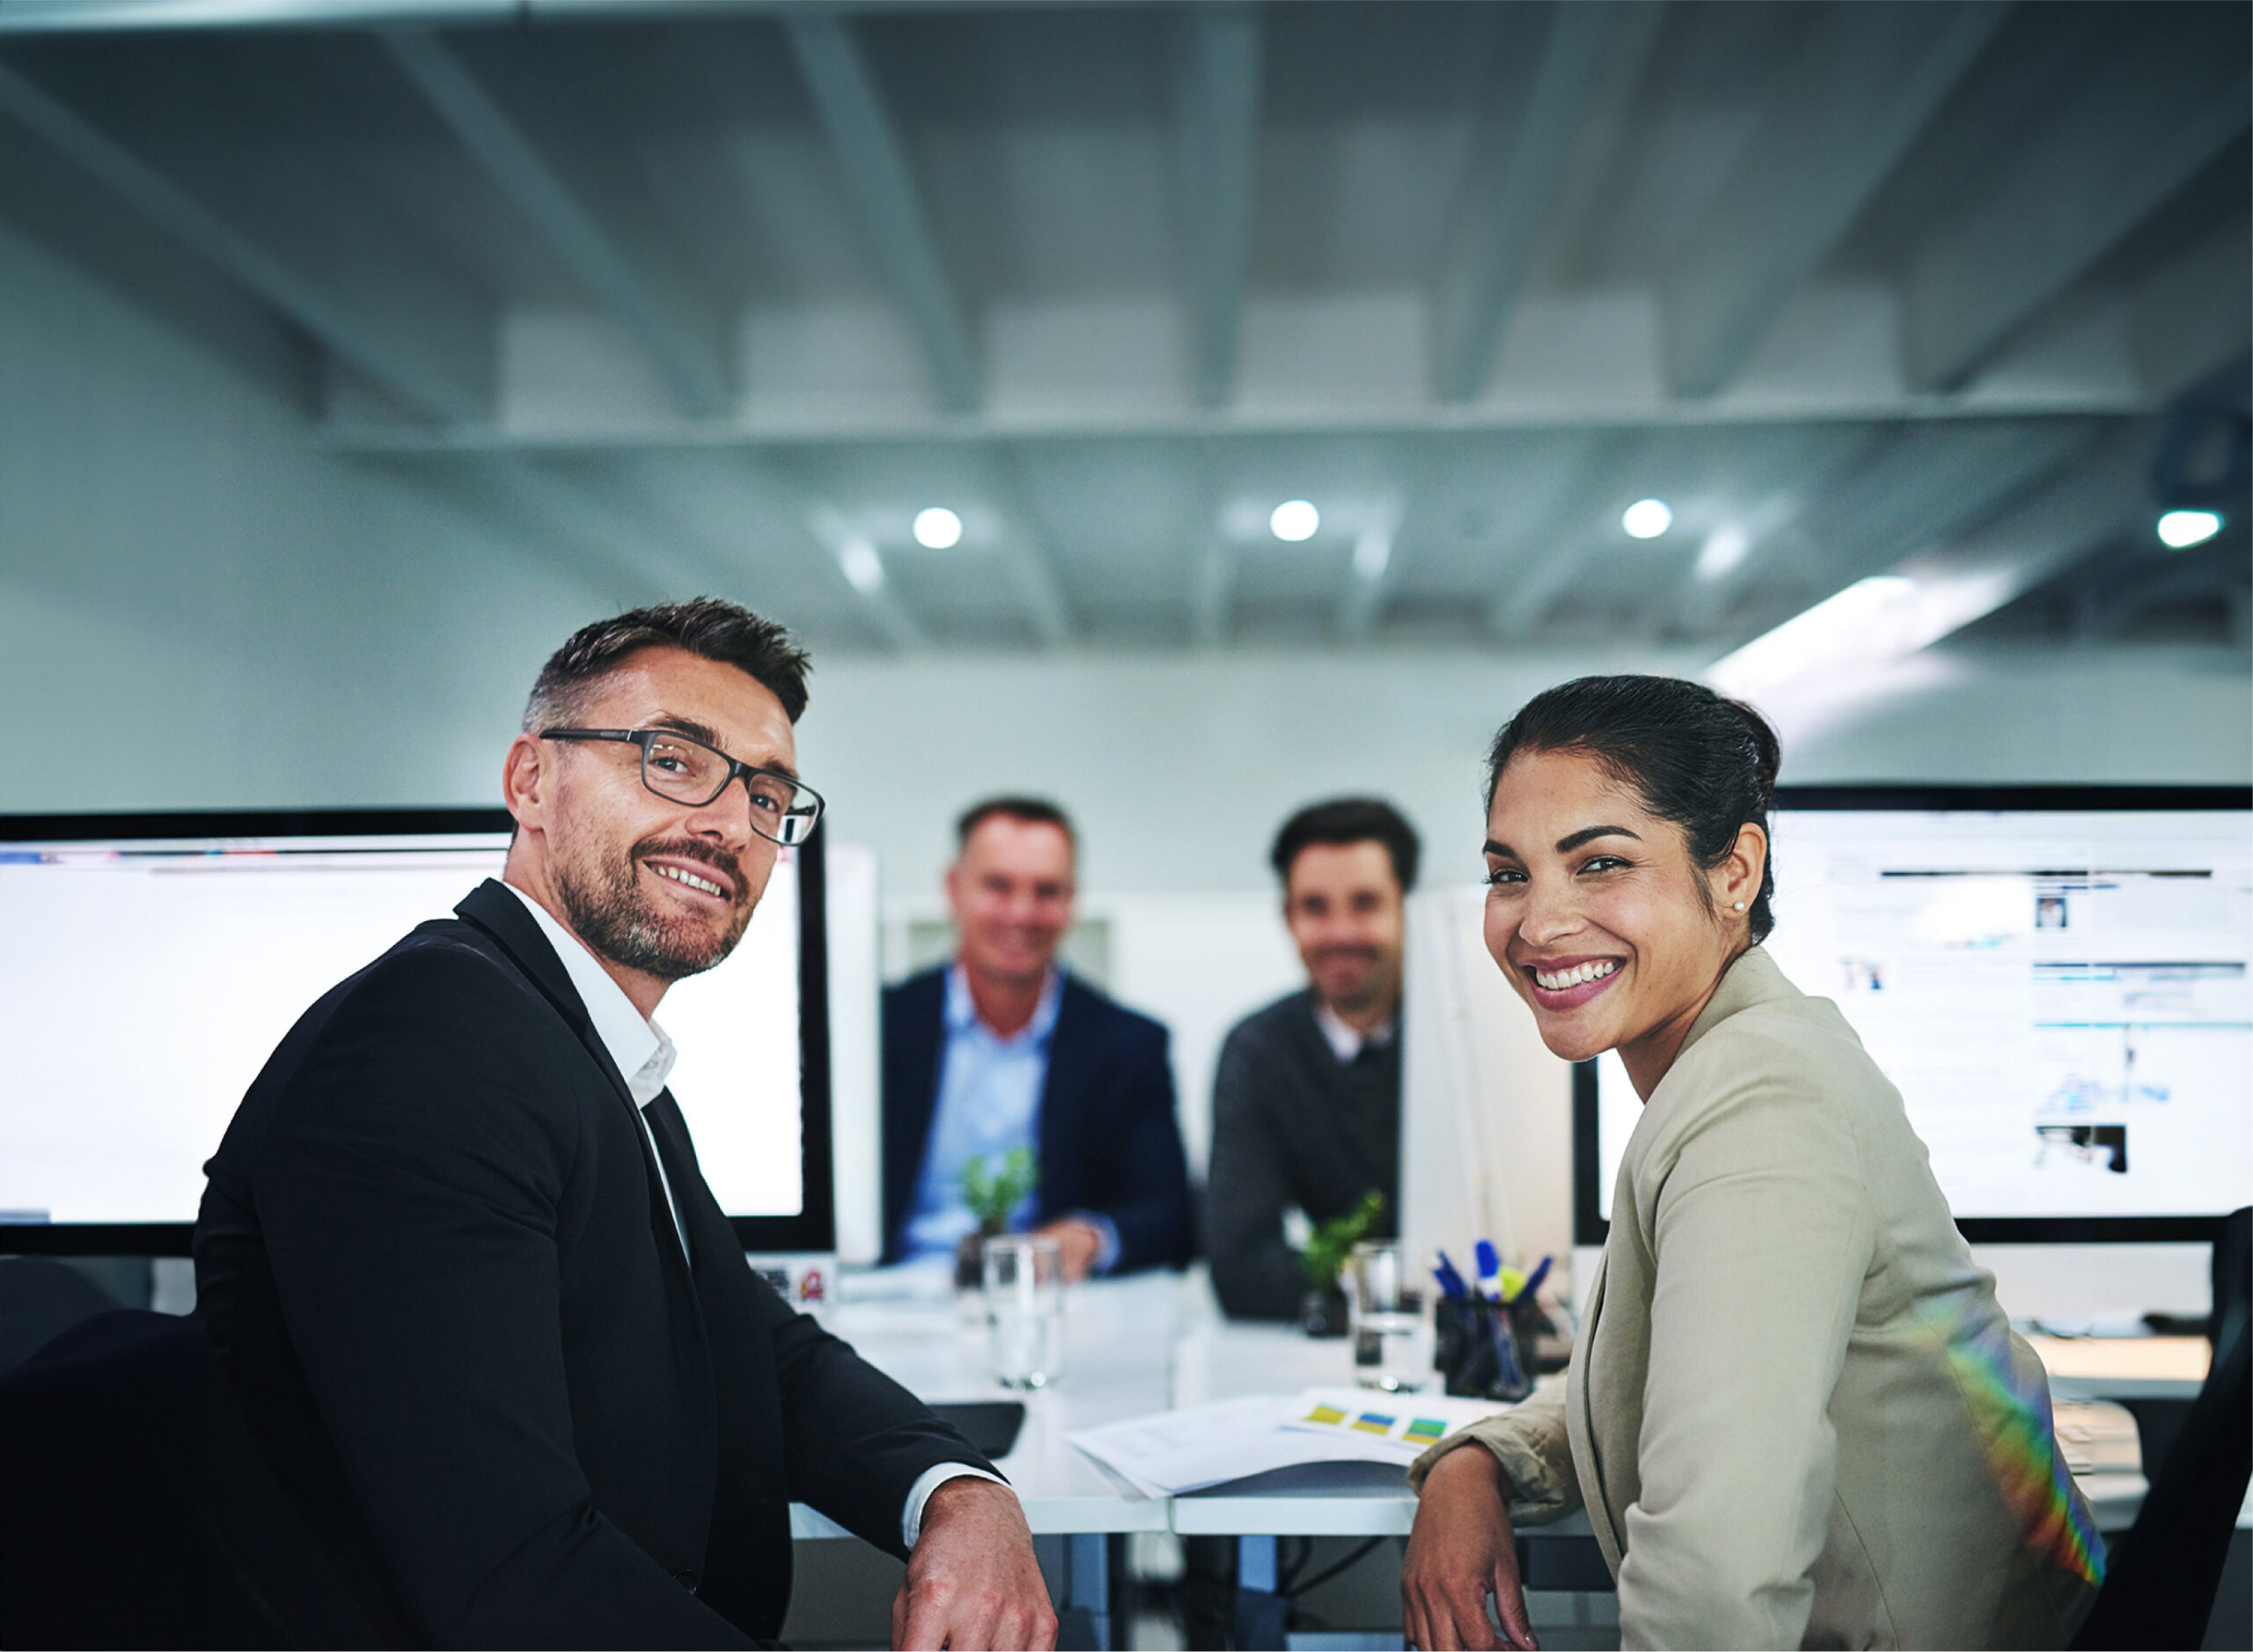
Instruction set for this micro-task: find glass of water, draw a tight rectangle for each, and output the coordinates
[1349,1239,1433,1392]
[982,1234,1066,1390]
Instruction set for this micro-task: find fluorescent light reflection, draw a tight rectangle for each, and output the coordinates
[912,506,963,550]
[1622,498,1673,540]
[840,539,885,593]
[1270,500,1320,542]
[2157,510,2222,549]
[1696,524,1750,580]
[1707,569,2015,703]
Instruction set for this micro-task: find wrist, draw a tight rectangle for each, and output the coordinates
[1427,1442,1512,1502]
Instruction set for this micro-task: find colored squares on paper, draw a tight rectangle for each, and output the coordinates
[1404,1418,1448,1446]
[1352,1412,1395,1435]
[1303,1405,1348,1426]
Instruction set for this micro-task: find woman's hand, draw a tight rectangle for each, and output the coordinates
[1401,1445,1537,1650]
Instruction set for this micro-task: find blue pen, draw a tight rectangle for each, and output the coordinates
[1432,1251,1470,1300]
[1473,1238,1503,1303]
[1514,1254,1553,1305]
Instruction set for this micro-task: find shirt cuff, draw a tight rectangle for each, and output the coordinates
[1068,1209,1122,1275]
[902,1462,1013,1549]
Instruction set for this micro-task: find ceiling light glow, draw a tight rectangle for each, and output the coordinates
[840,539,885,593]
[2157,509,2221,549]
[1696,524,1750,580]
[913,506,963,550]
[1622,498,1673,540]
[1270,499,1320,542]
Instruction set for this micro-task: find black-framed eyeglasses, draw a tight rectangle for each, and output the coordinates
[542,728,825,847]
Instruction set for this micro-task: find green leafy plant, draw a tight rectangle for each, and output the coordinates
[1299,1190,1386,1290]
[961,1147,1039,1237]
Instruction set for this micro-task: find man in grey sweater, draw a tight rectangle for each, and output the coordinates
[1205,799,1419,1320]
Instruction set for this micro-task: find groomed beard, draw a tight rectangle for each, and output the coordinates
[555,833,753,982]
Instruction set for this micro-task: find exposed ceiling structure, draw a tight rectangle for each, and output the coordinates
[0,0,2245,673]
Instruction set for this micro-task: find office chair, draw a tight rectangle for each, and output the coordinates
[0,1256,126,1375]
[2067,1206,2251,1651]
[0,1308,418,1648]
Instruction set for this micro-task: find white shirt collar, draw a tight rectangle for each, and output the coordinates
[503,881,676,1108]
[1313,998,1395,1063]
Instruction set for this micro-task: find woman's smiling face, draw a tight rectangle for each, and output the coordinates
[1481,745,1764,1097]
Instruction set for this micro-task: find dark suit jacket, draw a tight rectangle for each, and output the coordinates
[194,879,993,1648]
[880,967,1193,1273]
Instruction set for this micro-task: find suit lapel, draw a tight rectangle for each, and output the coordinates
[1034,979,1093,1222]
[452,880,702,1301]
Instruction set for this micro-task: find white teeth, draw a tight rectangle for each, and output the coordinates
[653,863,723,898]
[1535,959,1619,992]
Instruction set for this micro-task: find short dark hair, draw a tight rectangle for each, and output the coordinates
[1484,675,1780,943]
[1270,797,1420,892]
[957,796,1076,852]
[524,598,811,731]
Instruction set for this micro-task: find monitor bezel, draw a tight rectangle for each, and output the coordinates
[0,806,836,1258]
[1572,782,2251,1248]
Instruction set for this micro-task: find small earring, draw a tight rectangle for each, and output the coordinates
[1733,901,1746,911]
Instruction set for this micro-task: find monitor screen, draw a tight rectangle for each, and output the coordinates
[1579,788,2252,1243]
[0,810,832,1253]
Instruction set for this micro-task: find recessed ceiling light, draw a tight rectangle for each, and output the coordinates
[1270,500,1320,542]
[2157,509,2221,549]
[913,506,963,550]
[1622,498,1673,540]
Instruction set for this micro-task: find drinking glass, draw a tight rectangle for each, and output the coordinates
[1348,1239,1433,1392]
[982,1234,1066,1390]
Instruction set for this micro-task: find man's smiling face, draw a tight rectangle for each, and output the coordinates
[509,646,796,991]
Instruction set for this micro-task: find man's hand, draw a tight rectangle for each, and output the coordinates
[1034,1217,1104,1281]
[893,1476,1058,1651]
[1401,1445,1537,1650]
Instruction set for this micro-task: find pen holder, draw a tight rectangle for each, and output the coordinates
[1435,1296,1534,1403]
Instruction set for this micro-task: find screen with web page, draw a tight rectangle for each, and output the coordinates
[0,813,817,1242]
[1588,795,2252,1233]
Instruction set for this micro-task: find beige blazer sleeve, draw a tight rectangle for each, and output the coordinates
[1407,1381,1581,1526]
[1615,1061,1875,1650]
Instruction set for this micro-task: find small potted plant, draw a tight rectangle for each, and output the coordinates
[956,1147,1039,1291]
[1298,1190,1384,1337]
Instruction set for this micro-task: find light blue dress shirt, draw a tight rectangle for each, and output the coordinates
[901,966,1118,1272]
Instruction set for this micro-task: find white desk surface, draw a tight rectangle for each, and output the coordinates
[795,1268,2178,1540]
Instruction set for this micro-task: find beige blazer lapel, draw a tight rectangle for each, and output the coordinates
[1566,1244,1626,1571]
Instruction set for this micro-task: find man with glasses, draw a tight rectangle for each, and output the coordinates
[195,600,1055,1649]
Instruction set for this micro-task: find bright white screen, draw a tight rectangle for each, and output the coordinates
[0,833,804,1225]
[1594,808,2253,1223]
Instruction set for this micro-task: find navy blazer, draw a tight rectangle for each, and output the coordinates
[195,880,993,1648]
[880,966,1194,1274]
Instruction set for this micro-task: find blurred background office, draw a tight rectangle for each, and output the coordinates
[0,1,2245,1643]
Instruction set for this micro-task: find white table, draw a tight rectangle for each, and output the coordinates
[792,1269,2185,1646]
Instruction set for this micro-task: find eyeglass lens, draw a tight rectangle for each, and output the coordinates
[639,732,817,844]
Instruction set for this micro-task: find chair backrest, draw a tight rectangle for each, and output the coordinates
[2067,1207,2253,1651]
[0,1308,420,1649]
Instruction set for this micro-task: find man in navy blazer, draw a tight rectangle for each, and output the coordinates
[881,800,1193,1278]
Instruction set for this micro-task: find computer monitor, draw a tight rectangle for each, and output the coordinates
[1575,786,2252,1245]
[0,808,833,1256]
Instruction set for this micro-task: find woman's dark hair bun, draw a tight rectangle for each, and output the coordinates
[1485,675,1782,943]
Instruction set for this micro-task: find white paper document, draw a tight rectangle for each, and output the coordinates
[1066,1387,1513,1497]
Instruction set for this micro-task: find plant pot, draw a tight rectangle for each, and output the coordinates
[1300,1285,1350,1338]
[956,1230,1001,1293]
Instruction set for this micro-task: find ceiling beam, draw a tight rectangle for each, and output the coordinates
[1486,433,1642,641]
[2125,217,2253,404]
[785,14,979,415]
[0,56,490,421]
[378,29,732,420]
[980,450,1075,646]
[1335,503,1403,641]
[1433,3,1624,405]
[1174,4,1261,410]
[1662,4,2008,399]
[1904,25,2251,391]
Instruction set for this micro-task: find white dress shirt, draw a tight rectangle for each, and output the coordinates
[501,881,1004,1546]
[1312,998,1396,1063]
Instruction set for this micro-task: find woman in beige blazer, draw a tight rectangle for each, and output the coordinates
[1401,676,2102,1652]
